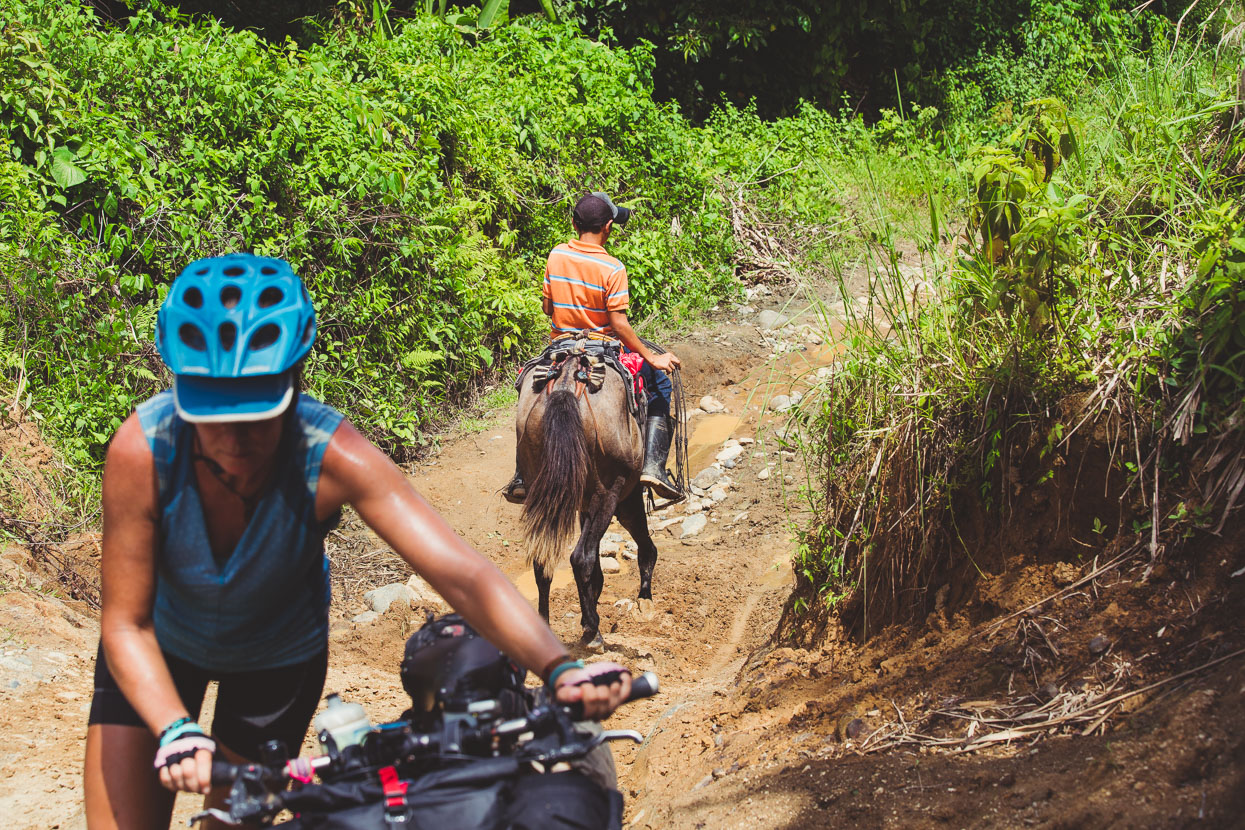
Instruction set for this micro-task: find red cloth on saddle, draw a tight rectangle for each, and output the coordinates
[619,352,645,396]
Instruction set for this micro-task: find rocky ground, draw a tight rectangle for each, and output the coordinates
[3,275,1245,828]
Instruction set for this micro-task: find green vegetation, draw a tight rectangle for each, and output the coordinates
[3,0,1244,637]
[780,22,1245,636]
[0,0,734,473]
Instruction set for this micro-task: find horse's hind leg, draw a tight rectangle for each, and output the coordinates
[615,485,658,603]
[570,499,616,651]
[533,561,553,622]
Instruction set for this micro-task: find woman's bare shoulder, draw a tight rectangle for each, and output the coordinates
[102,413,157,514]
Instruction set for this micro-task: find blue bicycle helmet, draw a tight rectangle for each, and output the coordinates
[156,253,316,423]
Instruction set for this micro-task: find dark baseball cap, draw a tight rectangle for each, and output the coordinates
[591,191,632,226]
[573,192,632,232]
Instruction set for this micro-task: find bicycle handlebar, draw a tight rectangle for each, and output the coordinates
[208,671,659,789]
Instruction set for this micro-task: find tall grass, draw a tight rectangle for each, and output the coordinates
[778,38,1245,639]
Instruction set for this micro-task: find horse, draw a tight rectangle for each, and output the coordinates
[515,340,659,650]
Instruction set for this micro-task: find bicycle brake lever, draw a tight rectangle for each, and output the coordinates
[593,729,644,746]
[187,808,239,827]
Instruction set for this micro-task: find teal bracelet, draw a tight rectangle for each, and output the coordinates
[547,659,585,688]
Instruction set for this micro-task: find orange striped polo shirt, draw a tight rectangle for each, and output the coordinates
[541,239,629,338]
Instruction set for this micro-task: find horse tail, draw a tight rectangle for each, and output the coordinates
[522,389,587,580]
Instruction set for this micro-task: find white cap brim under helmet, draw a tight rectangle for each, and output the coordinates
[173,372,295,423]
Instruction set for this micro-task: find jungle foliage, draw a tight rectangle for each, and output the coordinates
[0,0,734,469]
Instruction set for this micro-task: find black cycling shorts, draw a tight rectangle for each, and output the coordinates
[88,640,327,759]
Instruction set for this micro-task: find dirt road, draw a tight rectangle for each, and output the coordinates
[3,283,1244,828]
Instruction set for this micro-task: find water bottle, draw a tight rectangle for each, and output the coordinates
[313,693,372,752]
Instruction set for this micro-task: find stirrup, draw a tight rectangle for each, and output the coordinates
[641,470,683,503]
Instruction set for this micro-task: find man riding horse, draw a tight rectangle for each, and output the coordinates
[505,192,684,504]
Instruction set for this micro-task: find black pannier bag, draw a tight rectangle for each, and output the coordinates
[399,613,529,729]
[282,763,620,830]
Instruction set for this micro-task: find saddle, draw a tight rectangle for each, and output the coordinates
[515,336,645,422]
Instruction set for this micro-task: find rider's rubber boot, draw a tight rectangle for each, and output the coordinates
[640,416,683,502]
[503,469,526,504]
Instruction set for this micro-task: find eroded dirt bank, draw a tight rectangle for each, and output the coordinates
[3,283,1245,828]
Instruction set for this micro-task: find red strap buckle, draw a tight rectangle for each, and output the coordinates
[378,765,408,810]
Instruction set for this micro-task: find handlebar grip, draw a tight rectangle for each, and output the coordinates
[626,671,659,702]
[210,760,241,785]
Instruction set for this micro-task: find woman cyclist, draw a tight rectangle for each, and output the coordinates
[84,254,629,830]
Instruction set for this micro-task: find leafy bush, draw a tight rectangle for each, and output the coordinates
[0,1,736,468]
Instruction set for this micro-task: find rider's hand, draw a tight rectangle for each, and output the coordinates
[154,721,216,794]
[648,352,680,373]
[554,661,632,720]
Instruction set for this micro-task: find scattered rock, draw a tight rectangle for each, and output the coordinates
[699,396,727,414]
[721,458,737,469]
[614,598,634,614]
[736,305,756,315]
[692,467,724,489]
[738,436,755,445]
[784,474,795,485]
[655,517,683,531]
[768,394,793,413]
[684,500,704,515]
[681,514,708,539]
[602,532,624,546]
[364,583,416,614]
[622,550,637,561]
[757,309,786,330]
[1088,635,1111,657]
[816,366,833,379]
[708,487,729,504]
[844,718,868,740]
[600,556,621,574]
[405,574,444,606]
[722,438,741,449]
[351,611,381,625]
[732,512,749,524]
[716,445,745,464]
[757,467,771,481]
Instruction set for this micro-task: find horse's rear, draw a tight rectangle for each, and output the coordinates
[516,349,653,647]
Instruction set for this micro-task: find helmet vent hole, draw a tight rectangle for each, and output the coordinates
[183,287,204,309]
[250,324,281,351]
[302,318,314,345]
[218,322,237,351]
[178,324,208,352]
[195,267,209,276]
[258,287,284,308]
[261,265,278,275]
[223,266,245,277]
[220,285,242,309]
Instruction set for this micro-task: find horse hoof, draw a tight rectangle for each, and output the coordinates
[637,598,657,621]
[582,632,605,653]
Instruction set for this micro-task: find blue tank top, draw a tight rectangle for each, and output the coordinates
[136,390,344,672]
